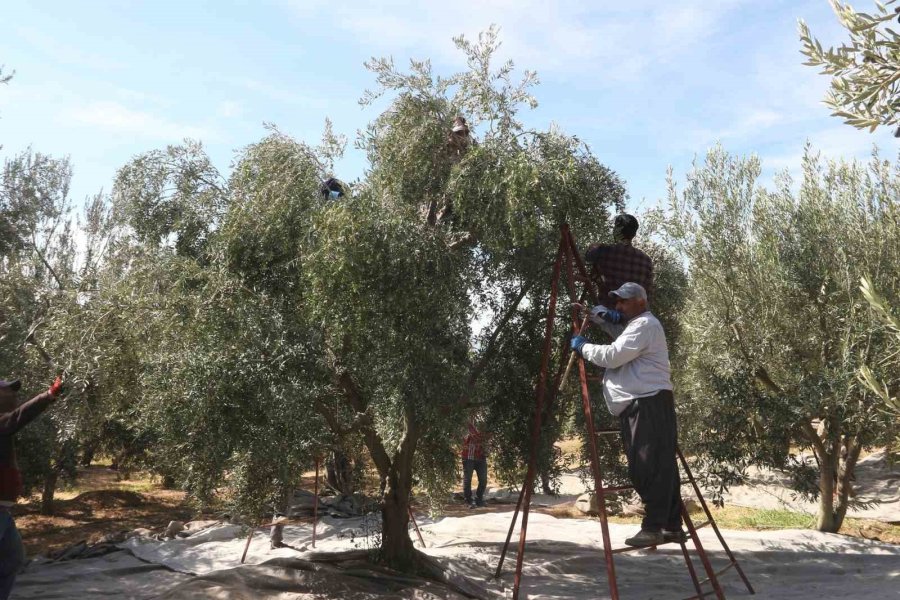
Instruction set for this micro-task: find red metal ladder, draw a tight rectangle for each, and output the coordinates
[493,224,755,600]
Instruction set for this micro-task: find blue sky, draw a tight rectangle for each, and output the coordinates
[1,0,896,215]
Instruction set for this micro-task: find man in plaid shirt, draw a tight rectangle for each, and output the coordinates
[585,214,653,308]
[461,418,488,509]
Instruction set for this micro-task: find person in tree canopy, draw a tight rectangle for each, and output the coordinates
[447,116,473,158]
[585,214,653,309]
[460,417,488,509]
[0,376,66,599]
[571,283,684,547]
[319,177,348,200]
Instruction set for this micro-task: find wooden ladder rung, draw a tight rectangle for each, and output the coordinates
[695,561,737,588]
[595,428,621,435]
[610,538,685,555]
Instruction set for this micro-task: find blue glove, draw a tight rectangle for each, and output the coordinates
[589,305,623,325]
[603,309,623,324]
[570,335,588,356]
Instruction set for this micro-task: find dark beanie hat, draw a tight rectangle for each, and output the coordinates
[613,214,639,239]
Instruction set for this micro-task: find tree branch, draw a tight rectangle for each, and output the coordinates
[458,279,533,407]
[312,398,353,436]
[31,230,63,289]
[731,323,830,460]
[448,231,476,250]
[324,346,392,476]
[800,420,829,462]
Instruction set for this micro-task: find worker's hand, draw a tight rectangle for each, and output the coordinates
[570,335,588,357]
[601,308,623,324]
[589,305,623,325]
[48,375,66,398]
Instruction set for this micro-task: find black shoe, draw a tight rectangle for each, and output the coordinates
[467,501,477,509]
[476,499,487,507]
[624,529,664,547]
[663,529,687,544]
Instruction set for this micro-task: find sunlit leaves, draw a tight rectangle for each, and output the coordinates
[799,1,900,133]
[112,140,225,259]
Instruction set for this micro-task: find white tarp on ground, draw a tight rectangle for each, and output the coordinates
[13,511,900,599]
[551,450,900,523]
[723,450,900,522]
[12,550,191,599]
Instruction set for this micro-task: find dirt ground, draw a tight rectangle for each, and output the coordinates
[15,446,900,558]
[16,466,197,556]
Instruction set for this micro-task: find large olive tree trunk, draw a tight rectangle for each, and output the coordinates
[380,462,416,569]
[321,367,423,572]
[809,426,862,532]
[376,407,420,570]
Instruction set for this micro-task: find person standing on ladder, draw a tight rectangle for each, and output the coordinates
[584,214,653,307]
[570,282,685,547]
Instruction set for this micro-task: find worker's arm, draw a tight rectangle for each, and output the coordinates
[597,320,626,339]
[581,321,652,369]
[584,243,611,266]
[0,391,57,436]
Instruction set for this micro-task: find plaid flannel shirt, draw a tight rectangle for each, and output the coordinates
[461,421,487,460]
[585,241,654,307]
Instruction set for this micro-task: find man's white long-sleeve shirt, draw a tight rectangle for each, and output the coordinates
[581,311,673,416]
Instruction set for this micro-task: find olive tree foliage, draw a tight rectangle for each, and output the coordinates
[858,276,900,452]
[0,149,88,513]
[107,133,331,518]
[285,27,625,570]
[81,28,626,572]
[799,0,900,135]
[658,145,900,532]
[113,140,225,259]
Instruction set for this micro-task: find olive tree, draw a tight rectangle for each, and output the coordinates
[317,28,629,570]
[659,145,899,532]
[97,28,627,573]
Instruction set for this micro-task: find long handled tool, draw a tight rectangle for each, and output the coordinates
[559,315,590,392]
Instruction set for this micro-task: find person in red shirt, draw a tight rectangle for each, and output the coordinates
[0,376,65,600]
[460,418,488,509]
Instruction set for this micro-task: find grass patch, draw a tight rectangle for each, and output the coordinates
[547,500,900,544]
[59,479,158,496]
[718,507,816,530]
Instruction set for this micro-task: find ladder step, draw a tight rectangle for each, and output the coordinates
[610,538,685,555]
[691,520,711,530]
[694,561,737,588]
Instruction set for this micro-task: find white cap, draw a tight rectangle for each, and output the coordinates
[609,282,647,301]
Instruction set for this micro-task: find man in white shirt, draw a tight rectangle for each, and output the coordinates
[571,282,684,547]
